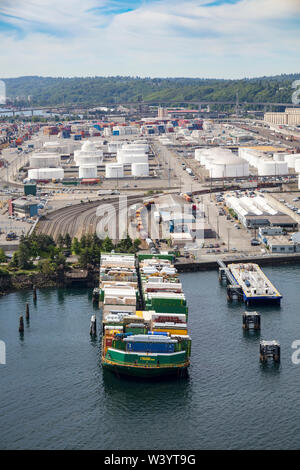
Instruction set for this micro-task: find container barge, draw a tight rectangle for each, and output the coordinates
[227,263,282,304]
[100,253,191,378]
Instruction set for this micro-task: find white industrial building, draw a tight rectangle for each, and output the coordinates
[105,163,124,179]
[131,162,149,177]
[28,168,64,180]
[195,148,249,178]
[29,152,61,168]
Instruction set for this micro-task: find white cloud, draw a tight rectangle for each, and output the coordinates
[0,0,299,78]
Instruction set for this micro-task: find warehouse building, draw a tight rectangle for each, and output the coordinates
[264,108,300,126]
[10,198,38,218]
[225,195,298,230]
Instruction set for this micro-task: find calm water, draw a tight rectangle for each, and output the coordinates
[1,265,300,450]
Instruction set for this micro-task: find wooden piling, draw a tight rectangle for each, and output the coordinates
[19,315,24,333]
[90,314,97,336]
[33,286,37,302]
[25,303,30,321]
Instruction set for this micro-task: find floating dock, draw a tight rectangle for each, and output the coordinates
[227,263,282,305]
[100,253,191,378]
[218,260,282,305]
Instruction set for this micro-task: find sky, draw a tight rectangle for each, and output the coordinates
[0,0,299,79]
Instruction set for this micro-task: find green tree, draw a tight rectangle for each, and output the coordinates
[64,233,72,250]
[102,236,114,253]
[57,234,64,249]
[38,259,55,275]
[80,234,87,249]
[72,237,81,255]
[79,247,94,268]
[0,248,6,263]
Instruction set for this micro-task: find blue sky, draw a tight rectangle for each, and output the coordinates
[0,0,299,78]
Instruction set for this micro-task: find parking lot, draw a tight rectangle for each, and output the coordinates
[190,191,266,259]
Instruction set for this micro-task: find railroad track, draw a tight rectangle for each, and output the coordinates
[36,195,143,241]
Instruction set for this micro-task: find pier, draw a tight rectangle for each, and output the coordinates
[260,340,280,363]
[218,259,243,302]
[242,311,261,330]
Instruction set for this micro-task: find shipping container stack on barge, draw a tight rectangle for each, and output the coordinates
[100,253,191,378]
[227,263,282,305]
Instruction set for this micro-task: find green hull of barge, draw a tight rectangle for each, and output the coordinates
[102,358,189,378]
[102,348,189,378]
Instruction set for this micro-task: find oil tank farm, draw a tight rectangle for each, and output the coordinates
[239,147,290,176]
[195,148,249,178]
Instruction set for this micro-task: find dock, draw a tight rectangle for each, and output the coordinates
[218,259,243,302]
[226,263,282,305]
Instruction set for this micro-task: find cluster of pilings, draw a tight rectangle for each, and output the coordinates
[19,286,37,334]
[260,340,281,363]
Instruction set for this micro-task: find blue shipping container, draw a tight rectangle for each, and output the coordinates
[126,342,175,353]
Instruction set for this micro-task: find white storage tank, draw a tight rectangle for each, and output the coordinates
[79,165,97,179]
[117,152,148,164]
[28,168,64,180]
[275,161,289,175]
[74,140,103,165]
[108,142,123,153]
[295,159,300,173]
[29,152,61,168]
[105,163,124,179]
[258,160,276,176]
[284,153,300,169]
[131,163,149,177]
[209,156,249,178]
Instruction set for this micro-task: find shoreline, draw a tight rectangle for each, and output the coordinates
[0,270,98,296]
[175,253,300,272]
[1,253,300,296]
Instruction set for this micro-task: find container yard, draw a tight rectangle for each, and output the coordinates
[100,253,191,378]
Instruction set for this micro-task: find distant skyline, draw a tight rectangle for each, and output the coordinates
[0,0,300,79]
